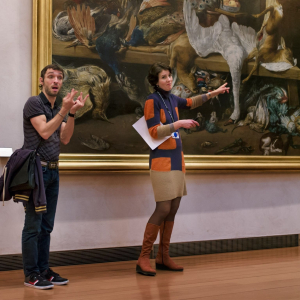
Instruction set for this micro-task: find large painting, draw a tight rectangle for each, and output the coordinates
[32,0,300,170]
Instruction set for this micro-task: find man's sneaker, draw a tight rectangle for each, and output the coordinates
[41,268,69,285]
[24,272,54,289]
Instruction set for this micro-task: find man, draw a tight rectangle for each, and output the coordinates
[22,64,88,289]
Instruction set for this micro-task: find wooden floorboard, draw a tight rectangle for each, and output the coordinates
[1,247,300,300]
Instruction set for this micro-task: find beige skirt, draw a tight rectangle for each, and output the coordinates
[150,170,187,202]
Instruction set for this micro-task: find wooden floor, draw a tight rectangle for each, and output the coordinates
[2,247,300,300]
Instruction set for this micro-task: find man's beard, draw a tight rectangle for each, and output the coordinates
[44,85,59,97]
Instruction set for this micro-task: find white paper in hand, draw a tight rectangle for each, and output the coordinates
[132,116,171,150]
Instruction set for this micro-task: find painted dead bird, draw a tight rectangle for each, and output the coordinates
[200,141,217,148]
[123,9,185,47]
[259,132,283,156]
[242,0,296,83]
[205,111,227,133]
[233,84,292,134]
[231,106,254,133]
[79,134,110,151]
[191,0,220,13]
[264,86,288,131]
[53,10,76,41]
[215,138,253,154]
[138,0,172,16]
[243,84,289,133]
[58,65,111,121]
[53,1,120,43]
[280,108,300,135]
[194,69,210,89]
[67,3,144,106]
[206,73,228,105]
[184,112,205,134]
[171,83,193,98]
[184,0,257,124]
[123,0,187,47]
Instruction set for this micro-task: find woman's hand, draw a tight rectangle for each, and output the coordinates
[174,120,199,130]
[214,83,230,95]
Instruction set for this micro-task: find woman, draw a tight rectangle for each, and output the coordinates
[136,62,229,276]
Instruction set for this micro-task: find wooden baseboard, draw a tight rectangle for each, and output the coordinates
[0,234,297,272]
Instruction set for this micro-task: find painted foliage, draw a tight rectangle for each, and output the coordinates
[52,0,300,156]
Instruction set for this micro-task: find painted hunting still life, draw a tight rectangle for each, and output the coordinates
[52,0,300,156]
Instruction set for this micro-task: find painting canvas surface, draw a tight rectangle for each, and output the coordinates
[52,0,300,158]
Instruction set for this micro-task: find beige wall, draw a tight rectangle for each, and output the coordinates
[0,0,300,255]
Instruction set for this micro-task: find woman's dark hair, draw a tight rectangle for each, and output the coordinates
[39,64,64,90]
[147,62,172,87]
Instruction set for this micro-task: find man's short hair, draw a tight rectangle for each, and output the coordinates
[39,64,64,90]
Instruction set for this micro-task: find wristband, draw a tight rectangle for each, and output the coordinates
[68,112,75,118]
[208,92,211,98]
[58,112,64,118]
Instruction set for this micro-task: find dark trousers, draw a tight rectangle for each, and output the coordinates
[22,167,59,277]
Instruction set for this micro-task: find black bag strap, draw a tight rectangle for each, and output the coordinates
[21,138,44,154]
[34,138,44,153]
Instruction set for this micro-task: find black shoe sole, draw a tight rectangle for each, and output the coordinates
[156,263,184,272]
[136,265,156,276]
[24,282,54,289]
[50,280,69,285]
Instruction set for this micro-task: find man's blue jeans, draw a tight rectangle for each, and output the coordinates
[22,167,59,277]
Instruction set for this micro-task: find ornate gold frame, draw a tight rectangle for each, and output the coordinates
[32,0,300,171]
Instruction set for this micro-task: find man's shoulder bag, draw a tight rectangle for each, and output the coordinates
[9,150,37,191]
[9,140,43,192]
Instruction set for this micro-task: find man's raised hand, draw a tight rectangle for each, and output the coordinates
[70,92,89,114]
[62,89,78,112]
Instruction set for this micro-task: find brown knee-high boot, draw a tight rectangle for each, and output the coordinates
[156,221,183,271]
[136,223,160,276]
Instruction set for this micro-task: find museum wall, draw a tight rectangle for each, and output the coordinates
[0,0,300,255]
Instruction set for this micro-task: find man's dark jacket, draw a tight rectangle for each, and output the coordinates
[0,148,47,214]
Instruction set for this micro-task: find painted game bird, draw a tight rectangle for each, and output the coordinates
[123,11,185,47]
[58,64,111,121]
[67,2,143,106]
[53,1,121,42]
[122,0,185,47]
[184,0,256,124]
